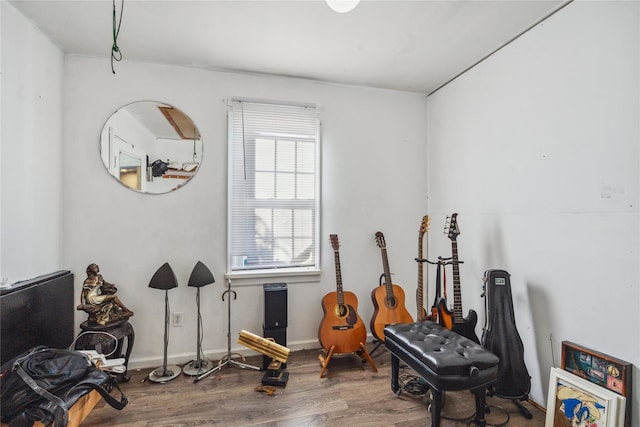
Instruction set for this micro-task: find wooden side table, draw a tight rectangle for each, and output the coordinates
[75,320,135,382]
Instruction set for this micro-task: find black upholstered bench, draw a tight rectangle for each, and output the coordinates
[384,321,500,427]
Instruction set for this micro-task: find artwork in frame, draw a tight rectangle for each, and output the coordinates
[561,341,632,427]
[545,367,625,427]
[561,341,632,397]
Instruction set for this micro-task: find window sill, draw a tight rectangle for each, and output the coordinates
[224,267,321,286]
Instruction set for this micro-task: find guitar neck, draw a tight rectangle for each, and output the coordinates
[416,233,425,318]
[451,240,463,322]
[333,250,345,305]
[380,248,395,298]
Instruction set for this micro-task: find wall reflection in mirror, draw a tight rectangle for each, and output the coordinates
[100,101,202,194]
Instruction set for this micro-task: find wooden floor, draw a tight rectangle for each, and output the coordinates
[83,344,546,426]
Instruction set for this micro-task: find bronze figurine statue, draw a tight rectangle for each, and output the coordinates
[77,263,134,326]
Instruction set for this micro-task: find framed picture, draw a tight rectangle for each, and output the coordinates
[561,341,632,427]
[562,341,632,396]
[546,367,625,427]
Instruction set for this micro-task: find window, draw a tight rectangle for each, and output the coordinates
[228,99,320,275]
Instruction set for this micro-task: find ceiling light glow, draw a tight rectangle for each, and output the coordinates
[326,0,360,13]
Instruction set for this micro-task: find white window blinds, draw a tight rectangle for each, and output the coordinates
[228,99,319,272]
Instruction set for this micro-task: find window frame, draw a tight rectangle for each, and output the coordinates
[225,99,321,283]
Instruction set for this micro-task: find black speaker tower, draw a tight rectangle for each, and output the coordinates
[262,283,288,385]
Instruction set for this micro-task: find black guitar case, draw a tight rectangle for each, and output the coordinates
[481,269,531,401]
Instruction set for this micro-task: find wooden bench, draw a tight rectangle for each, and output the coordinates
[1,389,102,427]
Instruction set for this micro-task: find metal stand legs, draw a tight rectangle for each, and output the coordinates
[194,280,260,382]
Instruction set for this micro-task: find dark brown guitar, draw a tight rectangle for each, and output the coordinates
[370,232,413,342]
[416,215,430,320]
[318,234,367,353]
[437,213,479,343]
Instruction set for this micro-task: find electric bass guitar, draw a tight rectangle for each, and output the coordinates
[318,234,367,353]
[416,215,430,321]
[437,213,480,343]
[370,232,413,342]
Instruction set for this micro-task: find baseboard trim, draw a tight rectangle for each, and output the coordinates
[128,338,322,371]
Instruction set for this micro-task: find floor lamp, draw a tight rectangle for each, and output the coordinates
[148,262,181,383]
[183,261,215,376]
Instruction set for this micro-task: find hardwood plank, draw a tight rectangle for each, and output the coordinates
[83,346,545,426]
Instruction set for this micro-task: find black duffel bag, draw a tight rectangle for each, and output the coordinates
[0,346,127,427]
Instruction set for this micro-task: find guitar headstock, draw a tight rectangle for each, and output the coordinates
[375,231,386,249]
[419,215,430,236]
[329,234,340,251]
[445,213,460,241]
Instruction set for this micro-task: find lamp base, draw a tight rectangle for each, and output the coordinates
[148,364,182,383]
[182,358,213,376]
[261,370,289,387]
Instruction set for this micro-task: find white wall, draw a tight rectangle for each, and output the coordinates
[7,0,638,421]
[62,57,428,368]
[426,0,639,421]
[0,2,64,283]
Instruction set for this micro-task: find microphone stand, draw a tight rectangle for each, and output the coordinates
[194,279,260,382]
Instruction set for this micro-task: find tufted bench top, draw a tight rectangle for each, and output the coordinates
[385,321,499,391]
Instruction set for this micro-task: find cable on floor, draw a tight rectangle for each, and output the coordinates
[395,365,510,427]
[478,405,510,427]
[395,369,430,397]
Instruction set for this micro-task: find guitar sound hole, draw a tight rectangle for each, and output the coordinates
[334,304,348,318]
[385,297,397,309]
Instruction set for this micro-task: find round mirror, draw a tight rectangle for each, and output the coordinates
[100,101,202,194]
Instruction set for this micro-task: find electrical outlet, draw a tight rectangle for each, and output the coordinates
[172,312,184,327]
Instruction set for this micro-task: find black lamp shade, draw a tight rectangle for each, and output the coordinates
[148,262,178,290]
[188,261,215,288]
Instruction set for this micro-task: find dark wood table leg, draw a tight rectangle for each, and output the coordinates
[431,389,443,427]
[472,387,487,427]
[390,353,400,393]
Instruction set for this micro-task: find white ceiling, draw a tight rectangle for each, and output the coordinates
[10,0,569,94]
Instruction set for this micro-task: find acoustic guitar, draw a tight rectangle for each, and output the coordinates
[370,232,413,342]
[318,234,367,353]
[437,213,480,343]
[416,215,430,321]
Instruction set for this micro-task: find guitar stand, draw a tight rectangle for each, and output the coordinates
[512,398,533,419]
[194,280,260,382]
[486,391,533,420]
[369,339,384,358]
[429,256,460,267]
[367,273,390,359]
[422,256,462,315]
[319,343,377,378]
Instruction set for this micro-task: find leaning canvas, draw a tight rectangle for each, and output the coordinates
[545,367,625,427]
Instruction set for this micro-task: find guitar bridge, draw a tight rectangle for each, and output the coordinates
[332,325,353,330]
